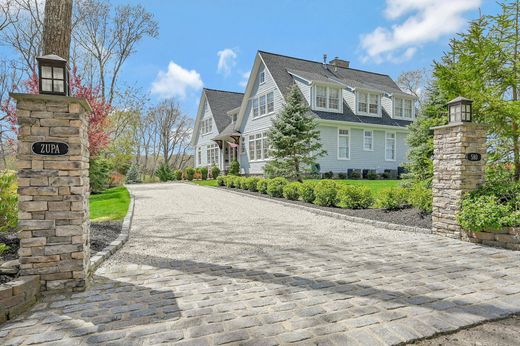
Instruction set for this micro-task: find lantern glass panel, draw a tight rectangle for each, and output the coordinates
[42,66,52,79]
[52,67,63,79]
[53,80,64,93]
[42,79,52,92]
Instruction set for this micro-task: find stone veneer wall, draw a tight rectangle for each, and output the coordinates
[463,228,520,251]
[11,93,91,292]
[431,122,487,239]
[0,276,40,323]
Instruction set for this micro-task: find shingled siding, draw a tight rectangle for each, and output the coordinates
[317,125,408,173]
[195,100,219,168]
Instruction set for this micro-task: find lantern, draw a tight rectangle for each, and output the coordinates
[447,96,472,123]
[36,54,69,96]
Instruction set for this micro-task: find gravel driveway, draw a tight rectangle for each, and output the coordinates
[1,182,520,345]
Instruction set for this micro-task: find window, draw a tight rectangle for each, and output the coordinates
[248,132,269,161]
[240,137,246,154]
[197,147,202,165]
[251,91,275,118]
[201,118,213,135]
[385,132,396,161]
[394,97,414,119]
[207,144,219,164]
[338,128,350,160]
[314,85,341,111]
[259,70,265,84]
[357,91,379,115]
[363,130,373,151]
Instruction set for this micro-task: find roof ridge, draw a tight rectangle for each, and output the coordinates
[258,50,392,78]
[204,87,244,95]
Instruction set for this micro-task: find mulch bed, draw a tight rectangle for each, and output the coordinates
[219,186,432,230]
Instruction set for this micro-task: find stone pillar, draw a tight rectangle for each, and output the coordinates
[11,93,91,292]
[431,122,487,238]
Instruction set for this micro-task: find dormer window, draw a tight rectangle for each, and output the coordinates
[394,97,414,119]
[259,70,265,84]
[313,85,342,112]
[357,91,380,116]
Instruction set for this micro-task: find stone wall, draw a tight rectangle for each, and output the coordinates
[463,228,520,251]
[0,276,40,323]
[431,122,487,239]
[11,93,91,292]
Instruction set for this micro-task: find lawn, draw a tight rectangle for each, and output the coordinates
[89,186,130,222]
[192,178,400,192]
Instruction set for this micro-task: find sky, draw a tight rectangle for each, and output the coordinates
[6,0,503,117]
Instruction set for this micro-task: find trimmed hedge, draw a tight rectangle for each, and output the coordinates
[375,187,409,210]
[313,180,338,207]
[283,182,301,200]
[245,177,260,192]
[257,178,268,194]
[299,182,316,203]
[337,185,374,209]
[267,177,288,197]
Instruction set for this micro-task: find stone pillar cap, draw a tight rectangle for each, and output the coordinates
[9,93,92,113]
[431,122,490,130]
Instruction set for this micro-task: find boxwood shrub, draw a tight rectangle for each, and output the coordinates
[409,183,432,213]
[283,182,301,200]
[267,177,288,197]
[245,177,260,192]
[299,181,317,203]
[225,176,235,188]
[257,178,268,194]
[337,185,374,209]
[458,195,511,232]
[216,175,226,186]
[375,187,409,210]
[313,180,338,207]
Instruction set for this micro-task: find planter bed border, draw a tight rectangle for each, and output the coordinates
[88,191,134,275]
[0,275,40,323]
[463,228,520,251]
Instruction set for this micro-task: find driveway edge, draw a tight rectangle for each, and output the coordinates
[196,183,432,234]
[88,191,135,275]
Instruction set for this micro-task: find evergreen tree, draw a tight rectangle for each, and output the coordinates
[264,85,326,181]
[126,164,141,184]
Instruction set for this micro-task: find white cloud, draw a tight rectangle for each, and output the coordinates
[151,61,203,99]
[239,71,250,88]
[217,48,238,76]
[360,0,481,63]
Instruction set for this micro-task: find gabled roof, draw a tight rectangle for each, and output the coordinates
[204,88,244,132]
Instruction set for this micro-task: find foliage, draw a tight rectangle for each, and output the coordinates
[184,167,195,181]
[257,178,268,194]
[313,180,338,207]
[228,160,240,175]
[375,187,410,210]
[264,84,326,181]
[323,171,333,179]
[194,171,202,180]
[338,172,347,180]
[367,171,378,180]
[224,176,235,188]
[217,176,226,186]
[125,164,141,184]
[211,165,220,179]
[156,163,174,182]
[0,243,9,255]
[245,177,260,192]
[89,186,130,221]
[0,171,17,232]
[267,177,288,197]
[337,185,374,209]
[283,182,301,200]
[299,181,317,203]
[350,171,361,179]
[90,157,113,193]
[409,183,433,213]
[238,177,248,189]
[174,170,182,180]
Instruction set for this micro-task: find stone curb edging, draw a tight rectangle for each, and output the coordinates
[88,191,135,275]
[0,275,40,323]
[192,183,432,234]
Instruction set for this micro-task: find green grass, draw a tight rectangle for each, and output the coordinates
[305,179,400,193]
[89,186,130,222]
[192,179,218,187]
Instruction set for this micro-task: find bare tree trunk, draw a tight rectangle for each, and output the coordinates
[42,0,72,60]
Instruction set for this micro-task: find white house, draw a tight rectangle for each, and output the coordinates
[192,51,417,176]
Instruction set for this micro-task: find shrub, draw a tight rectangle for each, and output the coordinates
[367,171,378,180]
[245,177,260,191]
[337,185,374,209]
[126,164,141,184]
[0,243,9,255]
[90,157,112,193]
[283,182,301,200]
[156,163,173,182]
[376,187,409,210]
[338,172,347,180]
[194,171,202,180]
[110,172,125,186]
[184,167,195,181]
[228,160,240,175]
[409,183,432,213]
[313,180,338,207]
[323,171,334,179]
[458,195,511,232]
[0,171,17,232]
[257,178,268,194]
[217,175,226,186]
[199,167,208,180]
[174,170,182,180]
[299,181,317,203]
[211,165,220,179]
[238,177,249,189]
[225,176,235,188]
[351,171,361,179]
[267,177,288,197]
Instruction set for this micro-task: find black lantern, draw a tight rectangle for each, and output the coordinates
[36,54,69,96]
[447,96,472,123]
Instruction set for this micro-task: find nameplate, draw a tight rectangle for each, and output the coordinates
[32,142,69,156]
[466,153,481,161]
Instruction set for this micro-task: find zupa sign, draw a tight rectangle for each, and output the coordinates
[32,141,69,156]
[466,153,482,162]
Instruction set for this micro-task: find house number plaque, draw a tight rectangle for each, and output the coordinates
[32,141,69,156]
[466,153,482,161]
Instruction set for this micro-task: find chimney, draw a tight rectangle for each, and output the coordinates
[323,53,328,64]
[330,57,350,69]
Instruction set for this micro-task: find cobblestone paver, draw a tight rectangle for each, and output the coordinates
[1,183,520,345]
